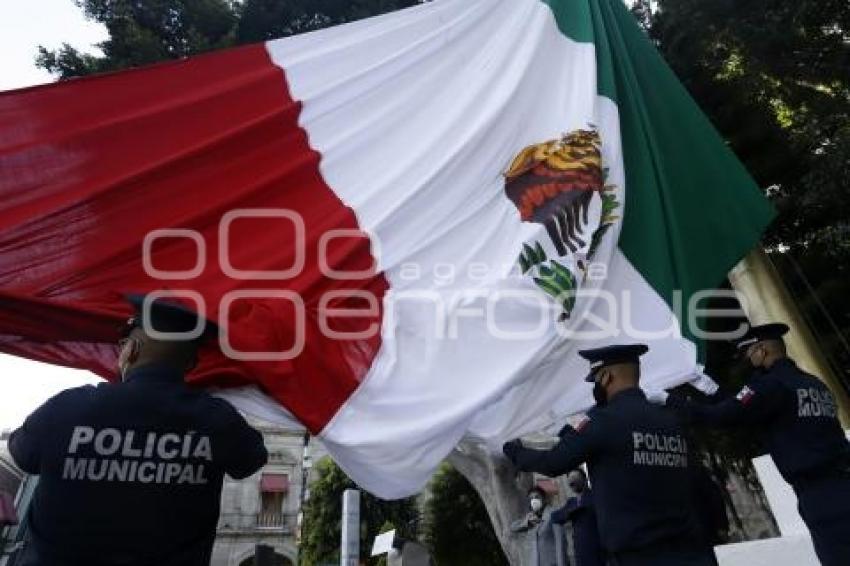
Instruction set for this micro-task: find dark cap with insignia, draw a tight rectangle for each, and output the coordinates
[579,344,649,382]
[123,294,218,343]
[732,322,789,351]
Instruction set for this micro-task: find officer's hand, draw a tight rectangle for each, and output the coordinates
[556,423,575,438]
[644,388,669,405]
[502,439,523,463]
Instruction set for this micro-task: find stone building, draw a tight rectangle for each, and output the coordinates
[210,421,325,566]
[0,441,24,519]
[0,440,31,566]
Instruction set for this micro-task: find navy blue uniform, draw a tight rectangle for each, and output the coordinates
[551,489,606,566]
[669,358,850,565]
[688,465,727,565]
[9,364,268,566]
[504,388,712,565]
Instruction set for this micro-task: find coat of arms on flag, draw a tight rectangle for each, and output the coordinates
[506,128,621,320]
[0,0,775,498]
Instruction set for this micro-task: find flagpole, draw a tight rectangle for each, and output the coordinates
[729,248,850,427]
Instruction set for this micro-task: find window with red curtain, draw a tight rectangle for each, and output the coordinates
[261,473,289,493]
[259,474,288,528]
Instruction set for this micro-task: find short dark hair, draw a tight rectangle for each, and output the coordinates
[528,486,546,498]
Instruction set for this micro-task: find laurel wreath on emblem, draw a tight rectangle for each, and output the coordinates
[503,127,620,320]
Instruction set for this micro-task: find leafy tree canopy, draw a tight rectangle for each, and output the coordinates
[37,0,418,78]
[425,463,508,566]
[300,457,419,566]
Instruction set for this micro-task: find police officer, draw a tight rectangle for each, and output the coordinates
[550,469,606,566]
[8,295,268,566]
[655,323,850,566]
[503,344,713,565]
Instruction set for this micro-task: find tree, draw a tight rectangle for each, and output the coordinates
[235,0,419,43]
[425,462,508,566]
[447,441,539,566]
[300,457,419,566]
[37,0,239,78]
[37,0,418,80]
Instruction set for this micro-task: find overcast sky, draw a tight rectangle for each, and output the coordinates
[0,1,108,430]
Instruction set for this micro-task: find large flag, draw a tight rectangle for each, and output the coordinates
[0,0,773,497]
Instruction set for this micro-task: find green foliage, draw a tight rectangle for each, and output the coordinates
[300,457,419,566]
[425,463,508,566]
[236,0,419,43]
[37,0,419,79]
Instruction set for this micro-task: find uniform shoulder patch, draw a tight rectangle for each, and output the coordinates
[736,385,756,405]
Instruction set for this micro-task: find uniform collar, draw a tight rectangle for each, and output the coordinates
[769,357,795,371]
[607,387,645,405]
[751,357,795,378]
[124,364,185,384]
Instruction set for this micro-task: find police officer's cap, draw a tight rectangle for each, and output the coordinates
[579,344,649,382]
[123,294,218,343]
[732,322,789,351]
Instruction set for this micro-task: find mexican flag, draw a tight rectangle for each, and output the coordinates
[0,0,773,497]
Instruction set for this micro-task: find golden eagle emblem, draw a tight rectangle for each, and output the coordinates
[504,128,619,319]
[505,129,604,255]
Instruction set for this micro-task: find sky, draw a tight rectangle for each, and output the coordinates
[0,0,107,91]
[0,1,108,430]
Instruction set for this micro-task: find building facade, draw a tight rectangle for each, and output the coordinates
[210,421,325,566]
[0,440,31,566]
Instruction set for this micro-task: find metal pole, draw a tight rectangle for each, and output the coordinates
[729,248,850,426]
[295,432,311,566]
[340,489,360,566]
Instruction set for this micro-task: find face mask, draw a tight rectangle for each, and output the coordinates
[592,382,607,407]
[530,498,543,512]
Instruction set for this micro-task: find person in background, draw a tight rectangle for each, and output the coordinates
[551,468,606,566]
[8,295,268,566]
[511,485,568,566]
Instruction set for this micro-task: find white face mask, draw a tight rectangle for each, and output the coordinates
[530,498,543,512]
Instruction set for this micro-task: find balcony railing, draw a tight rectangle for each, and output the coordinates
[218,512,297,533]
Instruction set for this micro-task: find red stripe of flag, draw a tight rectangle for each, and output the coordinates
[0,44,388,432]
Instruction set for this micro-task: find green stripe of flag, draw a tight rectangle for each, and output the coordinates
[545,0,775,356]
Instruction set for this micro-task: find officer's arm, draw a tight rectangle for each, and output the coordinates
[549,503,569,525]
[504,418,598,477]
[668,382,783,427]
[218,403,268,479]
[8,394,60,474]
